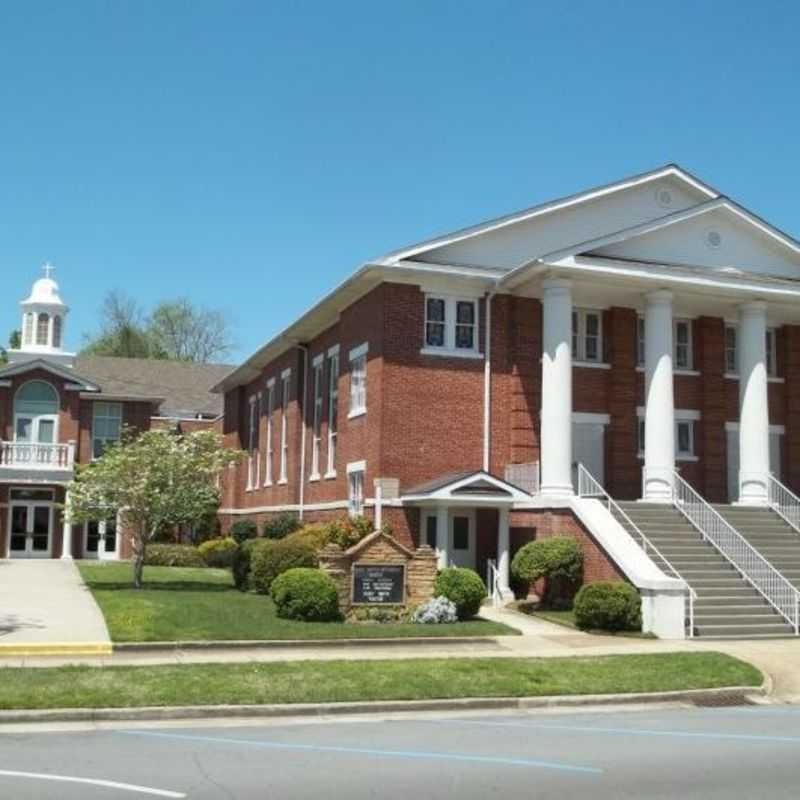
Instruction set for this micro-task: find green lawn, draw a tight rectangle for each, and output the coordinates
[0,653,761,710]
[521,607,655,639]
[77,563,517,642]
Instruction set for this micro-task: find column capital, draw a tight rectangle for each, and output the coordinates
[542,277,572,293]
[645,289,673,306]
[739,300,768,316]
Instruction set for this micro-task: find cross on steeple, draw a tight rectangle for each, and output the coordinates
[42,262,55,279]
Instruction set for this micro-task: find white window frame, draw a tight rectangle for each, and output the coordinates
[723,325,779,379]
[246,395,258,490]
[325,346,339,478]
[348,342,368,419]
[264,378,275,486]
[571,308,603,364]
[637,407,700,461]
[673,319,693,370]
[766,327,778,377]
[91,402,122,460]
[347,460,366,518]
[421,294,481,357]
[278,369,291,485]
[636,316,645,367]
[725,324,737,375]
[310,355,324,480]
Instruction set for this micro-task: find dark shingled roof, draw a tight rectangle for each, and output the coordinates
[74,355,233,419]
[403,471,476,496]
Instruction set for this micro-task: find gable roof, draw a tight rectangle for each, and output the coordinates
[0,358,100,391]
[74,356,232,419]
[402,470,533,503]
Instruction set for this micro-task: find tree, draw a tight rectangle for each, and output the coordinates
[82,291,156,358]
[149,298,232,362]
[67,429,244,588]
[0,330,20,364]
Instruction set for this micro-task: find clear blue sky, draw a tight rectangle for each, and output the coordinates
[1,1,798,362]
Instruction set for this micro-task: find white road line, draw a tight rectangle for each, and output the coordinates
[0,769,186,798]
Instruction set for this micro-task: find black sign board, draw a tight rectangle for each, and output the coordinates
[352,564,405,604]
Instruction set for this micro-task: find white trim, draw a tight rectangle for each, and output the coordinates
[574,361,611,370]
[423,293,480,356]
[635,366,701,377]
[280,367,292,379]
[420,347,484,360]
[346,460,366,474]
[637,406,701,421]
[725,373,785,384]
[0,380,10,387]
[266,377,275,388]
[572,412,611,425]
[347,409,366,420]
[725,421,786,434]
[311,353,324,367]
[323,469,337,480]
[348,342,369,361]
[327,343,340,357]
[571,307,603,364]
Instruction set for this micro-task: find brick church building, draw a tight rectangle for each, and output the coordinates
[215,164,800,638]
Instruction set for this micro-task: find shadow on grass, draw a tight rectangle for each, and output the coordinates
[87,581,235,593]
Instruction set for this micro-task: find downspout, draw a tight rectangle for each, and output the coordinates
[483,290,496,473]
[297,344,309,521]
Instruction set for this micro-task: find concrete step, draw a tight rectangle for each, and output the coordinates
[693,622,796,637]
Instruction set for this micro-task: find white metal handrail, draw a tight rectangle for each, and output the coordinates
[673,470,800,634]
[577,464,696,636]
[487,559,502,608]
[767,473,800,535]
[504,461,539,496]
[0,441,74,469]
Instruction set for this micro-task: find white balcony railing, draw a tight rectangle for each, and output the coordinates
[504,461,540,496]
[0,441,75,470]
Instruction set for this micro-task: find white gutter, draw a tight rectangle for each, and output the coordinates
[482,290,495,472]
[296,344,309,521]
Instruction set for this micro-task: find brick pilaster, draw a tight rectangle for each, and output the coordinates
[783,325,800,494]
[696,316,726,502]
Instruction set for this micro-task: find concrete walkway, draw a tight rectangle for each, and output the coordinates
[0,560,111,654]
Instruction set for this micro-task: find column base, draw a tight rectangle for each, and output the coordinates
[642,467,674,503]
[539,482,574,498]
[738,472,769,507]
[496,587,515,604]
[60,554,73,560]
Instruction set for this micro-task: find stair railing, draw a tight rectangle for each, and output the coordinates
[673,470,800,634]
[766,473,800,535]
[577,464,696,637]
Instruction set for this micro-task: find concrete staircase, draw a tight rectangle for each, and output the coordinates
[713,505,800,589]
[617,501,795,638]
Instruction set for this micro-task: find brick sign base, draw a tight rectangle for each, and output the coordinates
[319,531,437,614]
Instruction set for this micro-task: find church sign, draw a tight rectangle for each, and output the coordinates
[352,564,405,605]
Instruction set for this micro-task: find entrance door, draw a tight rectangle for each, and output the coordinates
[84,519,118,560]
[572,421,605,490]
[449,512,476,569]
[8,503,52,558]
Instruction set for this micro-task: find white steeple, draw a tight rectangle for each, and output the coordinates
[10,264,75,366]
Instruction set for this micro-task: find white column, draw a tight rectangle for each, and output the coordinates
[643,290,675,502]
[61,490,73,560]
[540,278,573,496]
[496,507,513,602]
[435,504,449,570]
[738,301,770,505]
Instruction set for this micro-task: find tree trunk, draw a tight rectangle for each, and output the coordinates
[133,548,145,589]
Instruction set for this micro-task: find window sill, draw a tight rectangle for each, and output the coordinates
[324,470,337,480]
[348,408,366,420]
[635,366,700,376]
[573,361,611,370]
[637,454,699,462]
[263,481,273,488]
[277,478,288,486]
[420,347,484,360]
[308,473,320,483]
[725,372,784,384]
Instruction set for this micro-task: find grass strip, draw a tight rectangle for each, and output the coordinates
[0,653,761,710]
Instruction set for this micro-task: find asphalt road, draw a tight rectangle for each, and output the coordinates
[3,704,800,798]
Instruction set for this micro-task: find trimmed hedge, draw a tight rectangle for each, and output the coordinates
[433,567,486,620]
[270,568,341,622]
[229,520,258,545]
[574,581,642,632]
[143,544,205,568]
[250,538,318,595]
[198,537,238,569]
[263,513,302,540]
[511,537,583,583]
[232,539,270,591]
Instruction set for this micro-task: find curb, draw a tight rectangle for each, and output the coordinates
[0,643,113,657]
[0,684,767,725]
[113,636,510,653]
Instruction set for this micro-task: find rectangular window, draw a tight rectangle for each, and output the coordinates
[453,516,469,550]
[92,402,123,459]
[725,325,737,374]
[264,380,274,485]
[637,417,645,455]
[636,317,645,366]
[572,309,602,363]
[348,343,368,417]
[279,370,291,484]
[674,320,692,370]
[423,296,479,353]
[425,516,437,548]
[766,328,777,377]
[310,358,323,479]
[347,462,365,517]
[326,348,339,476]
[246,396,258,490]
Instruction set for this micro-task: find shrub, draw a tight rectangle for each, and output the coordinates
[511,536,583,607]
[433,568,486,620]
[143,544,205,568]
[324,515,374,550]
[250,538,318,595]
[285,524,333,551]
[229,520,258,545]
[198,537,238,568]
[270,568,340,622]
[232,538,272,591]
[413,596,458,624]
[573,581,642,632]
[263,512,302,540]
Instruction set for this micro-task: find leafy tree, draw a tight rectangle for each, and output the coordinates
[67,429,244,588]
[81,291,156,358]
[149,298,231,362]
[8,329,20,349]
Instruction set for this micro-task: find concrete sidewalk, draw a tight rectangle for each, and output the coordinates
[0,560,111,655]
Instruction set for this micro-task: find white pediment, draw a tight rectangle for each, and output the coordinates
[587,202,800,279]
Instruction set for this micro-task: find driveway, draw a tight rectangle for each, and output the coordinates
[0,560,110,653]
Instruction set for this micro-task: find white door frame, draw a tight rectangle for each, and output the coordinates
[7,501,54,558]
[83,518,119,561]
[449,509,476,570]
[572,412,609,489]
[14,412,59,444]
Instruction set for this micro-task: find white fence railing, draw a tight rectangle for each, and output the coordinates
[0,441,74,470]
[767,473,800,535]
[673,470,800,634]
[487,559,502,608]
[577,464,696,636]
[505,461,539,496]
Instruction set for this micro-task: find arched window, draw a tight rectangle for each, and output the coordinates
[23,313,34,346]
[15,381,59,415]
[36,313,50,346]
[52,315,62,349]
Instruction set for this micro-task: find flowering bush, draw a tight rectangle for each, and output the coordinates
[413,596,458,624]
